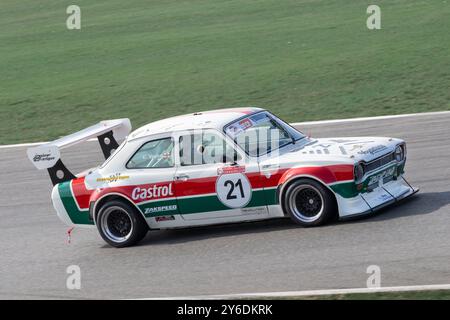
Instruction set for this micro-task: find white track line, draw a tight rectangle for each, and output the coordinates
[1,110,449,149]
[0,141,49,149]
[0,138,97,149]
[142,284,450,300]
[291,110,450,126]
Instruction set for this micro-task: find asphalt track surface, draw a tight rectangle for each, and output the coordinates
[0,113,449,299]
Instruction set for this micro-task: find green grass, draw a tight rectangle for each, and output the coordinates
[0,0,449,144]
[286,289,450,300]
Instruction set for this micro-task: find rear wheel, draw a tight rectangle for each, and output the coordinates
[96,200,148,247]
[283,179,336,226]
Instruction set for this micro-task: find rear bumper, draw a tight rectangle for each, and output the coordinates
[51,183,95,228]
[52,184,76,227]
[337,177,418,219]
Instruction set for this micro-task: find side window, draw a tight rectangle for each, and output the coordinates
[179,131,241,166]
[127,138,174,169]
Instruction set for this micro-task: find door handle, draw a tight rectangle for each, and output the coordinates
[261,164,280,178]
[175,174,189,181]
[262,164,279,170]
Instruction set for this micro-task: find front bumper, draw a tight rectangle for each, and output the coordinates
[337,176,418,219]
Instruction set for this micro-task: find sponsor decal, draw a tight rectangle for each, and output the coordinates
[33,153,55,162]
[225,117,255,137]
[96,173,130,183]
[330,139,357,143]
[241,206,266,214]
[368,166,396,186]
[349,144,364,151]
[144,205,177,215]
[312,143,332,149]
[377,193,392,202]
[239,118,253,129]
[132,183,173,201]
[358,145,388,155]
[225,124,244,137]
[217,165,246,175]
[155,215,176,222]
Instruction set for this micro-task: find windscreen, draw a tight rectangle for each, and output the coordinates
[224,111,305,156]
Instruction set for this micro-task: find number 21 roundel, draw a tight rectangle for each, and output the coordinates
[216,173,252,208]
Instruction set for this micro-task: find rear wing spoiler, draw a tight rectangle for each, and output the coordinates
[27,119,131,185]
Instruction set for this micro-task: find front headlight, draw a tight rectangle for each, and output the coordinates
[354,163,364,183]
[395,145,405,162]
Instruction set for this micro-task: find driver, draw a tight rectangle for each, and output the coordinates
[146,139,173,168]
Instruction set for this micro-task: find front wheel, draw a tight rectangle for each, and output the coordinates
[96,200,148,248]
[283,179,336,227]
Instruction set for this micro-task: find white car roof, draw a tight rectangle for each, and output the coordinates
[128,107,263,141]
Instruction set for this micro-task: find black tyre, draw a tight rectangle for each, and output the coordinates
[283,179,336,227]
[96,200,148,248]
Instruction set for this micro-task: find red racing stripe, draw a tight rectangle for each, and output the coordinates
[174,171,285,197]
[91,181,175,204]
[205,108,255,115]
[71,165,353,207]
[279,165,354,185]
[71,177,92,210]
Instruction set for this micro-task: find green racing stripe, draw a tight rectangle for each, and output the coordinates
[330,163,406,199]
[138,188,278,217]
[58,182,280,222]
[330,182,359,198]
[58,181,94,225]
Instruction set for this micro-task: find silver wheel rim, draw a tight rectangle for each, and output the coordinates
[100,206,133,243]
[289,185,324,223]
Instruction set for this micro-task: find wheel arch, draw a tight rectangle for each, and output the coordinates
[91,192,147,226]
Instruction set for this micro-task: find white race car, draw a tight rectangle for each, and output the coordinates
[28,108,418,247]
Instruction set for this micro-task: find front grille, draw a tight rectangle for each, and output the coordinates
[363,152,395,173]
[383,174,394,184]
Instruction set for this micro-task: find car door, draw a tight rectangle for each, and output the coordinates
[174,129,269,221]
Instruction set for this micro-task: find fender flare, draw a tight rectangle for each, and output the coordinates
[278,174,337,201]
[276,165,352,215]
[90,192,147,226]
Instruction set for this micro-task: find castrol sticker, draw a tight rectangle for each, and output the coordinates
[131,183,173,201]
